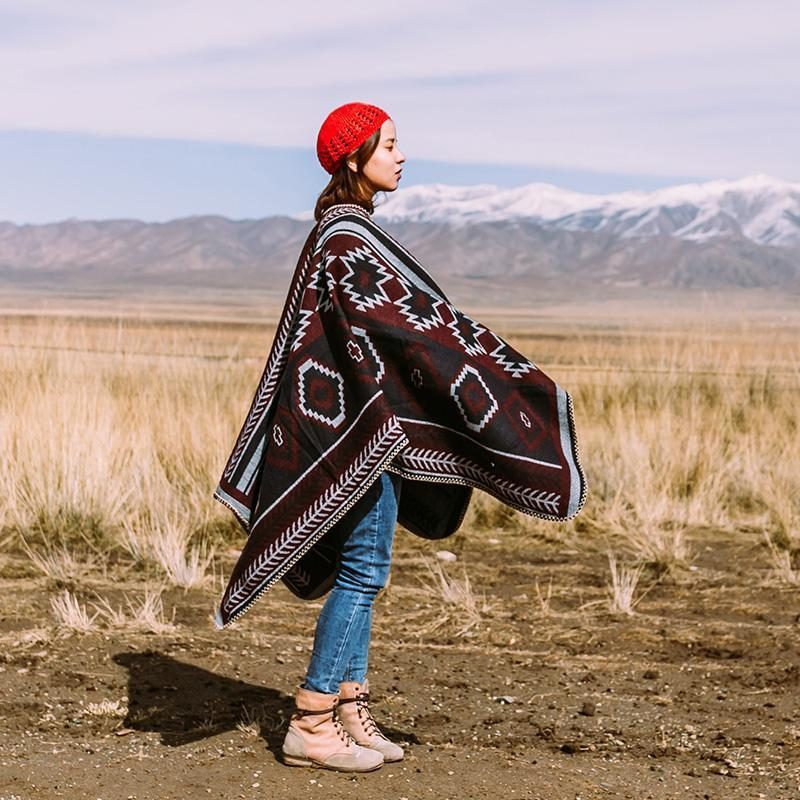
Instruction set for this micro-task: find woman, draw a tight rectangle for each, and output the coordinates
[213,102,586,773]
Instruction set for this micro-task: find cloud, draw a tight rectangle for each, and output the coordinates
[0,0,798,178]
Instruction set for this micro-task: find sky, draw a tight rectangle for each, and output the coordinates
[1,0,798,223]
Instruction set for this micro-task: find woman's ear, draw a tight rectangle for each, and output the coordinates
[346,158,358,173]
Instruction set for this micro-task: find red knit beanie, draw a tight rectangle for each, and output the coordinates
[316,102,390,174]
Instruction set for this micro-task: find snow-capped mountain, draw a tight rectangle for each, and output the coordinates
[369,174,800,249]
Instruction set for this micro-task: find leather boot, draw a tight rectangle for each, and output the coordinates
[281,685,384,772]
[337,678,404,762]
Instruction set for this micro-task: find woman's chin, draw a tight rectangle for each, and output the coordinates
[374,179,400,194]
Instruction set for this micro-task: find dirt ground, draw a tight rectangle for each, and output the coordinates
[1,523,798,800]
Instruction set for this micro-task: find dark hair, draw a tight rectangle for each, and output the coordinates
[313,128,383,222]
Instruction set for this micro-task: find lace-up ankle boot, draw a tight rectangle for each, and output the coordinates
[282,685,384,771]
[337,678,404,762]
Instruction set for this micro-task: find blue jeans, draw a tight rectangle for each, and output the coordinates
[303,470,402,695]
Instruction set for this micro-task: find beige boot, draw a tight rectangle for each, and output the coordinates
[337,678,404,762]
[281,685,384,772]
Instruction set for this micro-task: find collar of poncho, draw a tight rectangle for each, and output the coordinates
[213,202,587,627]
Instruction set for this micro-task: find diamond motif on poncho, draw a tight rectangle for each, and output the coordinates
[447,309,487,357]
[297,358,346,428]
[394,278,445,331]
[450,364,498,433]
[338,245,394,312]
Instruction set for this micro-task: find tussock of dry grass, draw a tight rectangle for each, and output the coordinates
[50,590,99,634]
[22,541,94,583]
[92,588,177,633]
[411,555,496,638]
[83,699,128,718]
[762,533,800,586]
[137,506,216,589]
[534,576,554,615]
[235,704,285,737]
[606,552,645,615]
[49,586,176,635]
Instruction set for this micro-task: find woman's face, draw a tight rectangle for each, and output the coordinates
[349,118,405,193]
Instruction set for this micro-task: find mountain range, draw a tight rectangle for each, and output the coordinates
[365,173,800,249]
[2,174,798,304]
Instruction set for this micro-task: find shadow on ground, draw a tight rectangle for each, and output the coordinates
[113,651,419,759]
[113,651,292,755]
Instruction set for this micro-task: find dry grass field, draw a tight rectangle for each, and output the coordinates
[1,303,799,799]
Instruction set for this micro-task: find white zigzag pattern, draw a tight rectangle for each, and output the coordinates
[224,418,406,610]
[398,448,561,514]
[311,255,337,312]
[290,309,314,352]
[393,276,445,332]
[486,331,537,378]
[351,325,385,383]
[446,306,487,357]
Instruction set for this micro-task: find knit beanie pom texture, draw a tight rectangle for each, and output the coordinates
[317,102,390,174]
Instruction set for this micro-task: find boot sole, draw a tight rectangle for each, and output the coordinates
[281,753,383,772]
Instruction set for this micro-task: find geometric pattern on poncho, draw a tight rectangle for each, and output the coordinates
[450,364,499,433]
[213,202,587,627]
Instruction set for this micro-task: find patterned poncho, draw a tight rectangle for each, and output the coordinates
[213,203,587,627]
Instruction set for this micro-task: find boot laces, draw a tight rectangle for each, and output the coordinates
[333,712,356,747]
[355,692,385,739]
